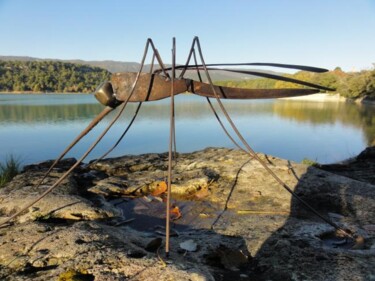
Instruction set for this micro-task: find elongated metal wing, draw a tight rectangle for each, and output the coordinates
[156,63,334,92]
[187,80,320,99]
[181,67,334,92]
[213,68,334,91]
[172,62,329,73]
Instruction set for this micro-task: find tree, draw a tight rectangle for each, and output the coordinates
[0,60,111,93]
[337,68,375,99]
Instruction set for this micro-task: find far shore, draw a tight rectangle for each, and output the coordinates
[0,91,90,95]
[281,93,347,102]
[1,91,374,104]
[283,93,375,105]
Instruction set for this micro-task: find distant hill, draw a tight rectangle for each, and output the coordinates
[0,56,140,73]
[0,60,110,93]
[0,55,281,81]
[4,56,369,100]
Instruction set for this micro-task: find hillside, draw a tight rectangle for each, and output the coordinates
[0,55,277,81]
[0,56,140,73]
[1,56,373,99]
[0,60,111,93]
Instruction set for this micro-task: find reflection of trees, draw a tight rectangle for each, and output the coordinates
[136,98,275,120]
[1,94,374,145]
[0,103,103,124]
[273,100,375,145]
[0,95,275,124]
[360,107,375,146]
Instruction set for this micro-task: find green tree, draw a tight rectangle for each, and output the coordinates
[0,60,111,93]
[338,69,375,99]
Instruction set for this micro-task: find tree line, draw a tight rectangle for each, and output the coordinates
[0,60,111,93]
[1,60,374,99]
[217,66,375,100]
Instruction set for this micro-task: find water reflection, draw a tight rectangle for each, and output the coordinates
[273,100,375,145]
[0,94,102,124]
[0,94,373,165]
[0,95,276,123]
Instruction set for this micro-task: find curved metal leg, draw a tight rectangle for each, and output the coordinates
[90,102,143,165]
[33,106,114,190]
[0,39,158,227]
[191,36,352,239]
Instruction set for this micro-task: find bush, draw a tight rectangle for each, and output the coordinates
[301,158,318,166]
[0,155,21,187]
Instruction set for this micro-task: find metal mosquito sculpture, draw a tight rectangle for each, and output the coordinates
[0,37,357,256]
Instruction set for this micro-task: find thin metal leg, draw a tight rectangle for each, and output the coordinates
[33,106,114,189]
[91,53,159,164]
[0,99,130,227]
[179,42,249,155]
[90,102,143,165]
[191,49,248,154]
[165,37,176,256]
[192,36,352,237]
[0,39,155,227]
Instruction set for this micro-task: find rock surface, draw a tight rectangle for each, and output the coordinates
[0,147,374,281]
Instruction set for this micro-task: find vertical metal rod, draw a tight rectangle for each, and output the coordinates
[90,102,143,165]
[166,37,176,256]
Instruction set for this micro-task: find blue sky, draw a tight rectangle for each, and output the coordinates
[0,0,374,71]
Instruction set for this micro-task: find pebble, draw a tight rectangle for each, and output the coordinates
[179,239,198,252]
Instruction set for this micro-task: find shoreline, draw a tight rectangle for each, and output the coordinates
[281,93,347,102]
[282,92,375,105]
[0,91,90,95]
[1,91,374,105]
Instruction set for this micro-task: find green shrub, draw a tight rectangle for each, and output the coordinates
[301,158,318,166]
[0,155,21,187]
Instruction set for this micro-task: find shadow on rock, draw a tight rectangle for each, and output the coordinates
[253,148,375,281]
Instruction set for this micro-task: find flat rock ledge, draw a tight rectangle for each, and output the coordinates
[0,147,374,281]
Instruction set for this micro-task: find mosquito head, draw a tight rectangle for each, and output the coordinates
[94,81,121,108]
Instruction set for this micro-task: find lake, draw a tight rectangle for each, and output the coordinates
[0,93,374,166]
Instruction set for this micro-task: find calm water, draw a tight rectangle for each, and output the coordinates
[0,93,374,166]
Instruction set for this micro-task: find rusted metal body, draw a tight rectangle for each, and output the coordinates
[111,72,187,102]
[95,72,328,110]
[103,72,321,104]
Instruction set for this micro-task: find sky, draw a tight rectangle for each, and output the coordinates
[0,0,374,72]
